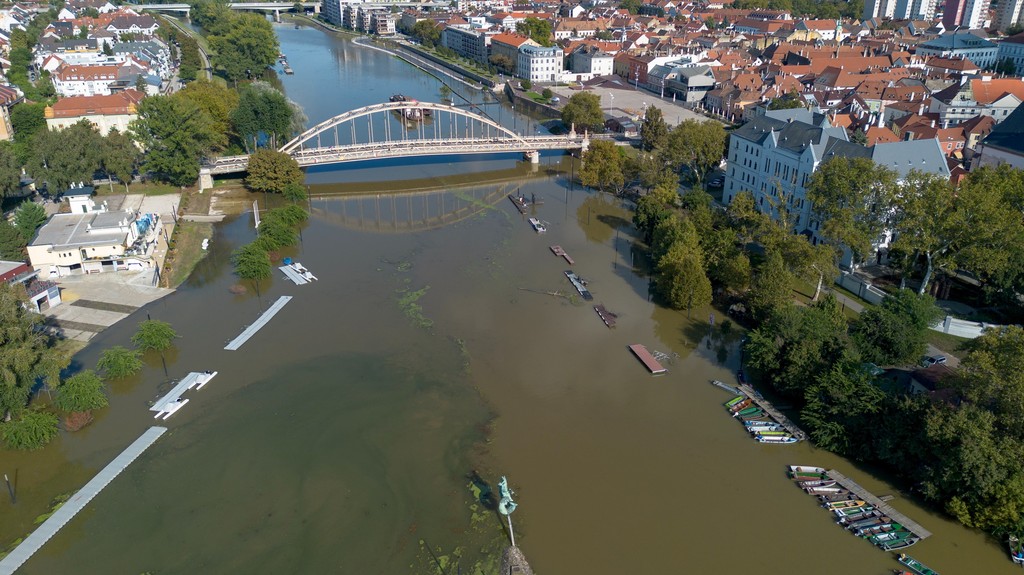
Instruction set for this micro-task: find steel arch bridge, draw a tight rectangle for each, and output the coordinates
[203,101,590,176]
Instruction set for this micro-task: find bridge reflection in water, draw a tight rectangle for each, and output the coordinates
[311,184,510,233]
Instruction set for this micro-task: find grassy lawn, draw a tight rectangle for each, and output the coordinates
[161,221,213,288]
[524,91,550,103]
[792,278,860,320]
[926,330,971,356]
[131,182,182,195]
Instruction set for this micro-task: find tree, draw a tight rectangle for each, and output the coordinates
[542,88,553,100]
[957,326,1024,440]
[102,129,139,191]
[246,149,303,194]
[0,144,22,199]
[14,202,46,244]
[656,236,712,314]
[0,283,67,422]
[633,183,676,243]
[131,94,224,186]
[578,140,624,193]
[231,82,294,152]
[11,103,47,143]
[0,222,25,260]
[0,408,59,450]
[209,13,279,83]
[561,92,604,132]
[132,319,177,354]
[806,156,898,266]
[640,105,669,152]
[282,182,307,203]
[516,17,554,46]
[410,20,440,47]
[55,370,108,413]
[177,79,240,139]
[489,54,515,73]
[620,0,642,13]
[521,79,532,90]
[662,119,726,185]
[767,90,805,110]
[852,290,942,365]
[850,129,868,145]
[747,251,792,322]
[996,58,1017,76]
[30,121,105,193]
[232,242,272,296]
[801,357,886,454]
[893,166,1024,295]
[96,346,143,380]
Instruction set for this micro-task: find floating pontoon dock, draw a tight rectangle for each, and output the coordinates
[549,245,574,265]
[280,262,318,285]
[565,270,592,301]
[738,383,807,441]
[150,371,218,419]
[594,304,617,328]
[629,344,667,374]
[225,296,292,350]
[826,469,932,540]
[0,427,167,575]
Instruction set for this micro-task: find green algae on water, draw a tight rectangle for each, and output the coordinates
[397,286,434,329]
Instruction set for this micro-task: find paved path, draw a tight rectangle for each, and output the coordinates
[44,274,174,342]
[549,80,710,126]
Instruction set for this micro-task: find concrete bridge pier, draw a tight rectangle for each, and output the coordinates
[524,150,539,164]
[198,170,214,192]
[274,9,281,22]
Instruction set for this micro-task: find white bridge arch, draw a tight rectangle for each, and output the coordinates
[203,100,590,176]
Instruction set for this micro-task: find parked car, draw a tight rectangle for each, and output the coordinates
[920,355,947,367]
[708,177,724,187]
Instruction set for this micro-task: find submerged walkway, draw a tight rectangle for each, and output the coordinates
[0,427,168,575]
[224,296,292,350]
[827,469,932,540]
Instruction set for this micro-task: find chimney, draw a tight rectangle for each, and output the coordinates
[931,119,935,128]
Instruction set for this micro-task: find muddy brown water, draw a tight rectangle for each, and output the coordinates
[0,23,1017,575]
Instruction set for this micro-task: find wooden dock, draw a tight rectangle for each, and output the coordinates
[826,469,932,540]
[738,383,807,441]
[549,245,574,265]
[594,304,617,328]
[0,427,167,575]
[225,295,292,350]
[629,344,667,374]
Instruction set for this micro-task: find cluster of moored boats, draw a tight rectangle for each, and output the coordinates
[789,466,921,552]
[724,393,798,444]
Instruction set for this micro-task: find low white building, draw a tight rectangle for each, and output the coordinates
[27,187,160,277]
[570,45,614,76]
[44,89,144,135]
[518,44,563,83]
[915,32,998,69]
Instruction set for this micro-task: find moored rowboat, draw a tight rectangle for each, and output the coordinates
[789,466,826,474]
[897,554,939,575]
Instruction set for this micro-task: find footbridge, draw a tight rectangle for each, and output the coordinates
[136,1,451,14]
[201,101,591,184]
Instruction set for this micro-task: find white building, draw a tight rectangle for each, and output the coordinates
[997,33,1024,74]
[723,109,950,243]
[441,26,490,64]
[892,0,939,20]
[928,76,1024,126]
[27,187,162,277]
[518,44,563,83]
[863,0,898,20]
[569,46,614,76]
[915,32,998,69]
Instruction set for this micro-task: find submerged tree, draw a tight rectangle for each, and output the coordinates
[96,345,144,380]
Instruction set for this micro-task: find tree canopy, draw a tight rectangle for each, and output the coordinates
[640,106,669,152]
[560,92,604,133]
[55,370,108,413]
[246,149,303,194]
[0,283,68,424]
[208,13,279,83]
[662,119,726,185]
[30,120,104,193]
[231,82,295,152]
[132,319,178,353]
[96,346,144,380]
[578,140,625,193]
[131,94,224,186]
[516,18,554,46]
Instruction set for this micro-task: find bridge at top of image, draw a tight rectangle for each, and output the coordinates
[134,1,450,14]
[200,101,592,180]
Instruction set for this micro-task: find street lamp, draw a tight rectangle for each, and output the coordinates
[609,93,614,116]
[634,69,639,90]
[661,77,665,99]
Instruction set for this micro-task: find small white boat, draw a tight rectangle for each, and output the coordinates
[201,238,210,251]
[789,465,826,474]
[154,398,189,420]
[290,262,318,281]
[758,435,798,444]
[528,217,546,233]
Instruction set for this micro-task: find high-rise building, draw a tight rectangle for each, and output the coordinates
[863,0,898,20]
[995,0,1024,31]
[893,0,939,19]
[943,0,991,30]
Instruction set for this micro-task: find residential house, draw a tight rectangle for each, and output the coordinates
[105,13,159,37]
[975,102,1024,168]
[569,45,614,77]
[44,88,144,135]
[664,64,716,103]
[928,76,1024,126]
[490,33,536,74]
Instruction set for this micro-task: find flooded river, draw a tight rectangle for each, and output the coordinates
[1,22,1017,575]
